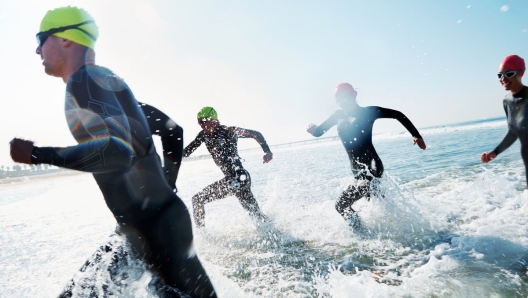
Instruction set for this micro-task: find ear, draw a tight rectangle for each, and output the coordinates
[61,38,73,48]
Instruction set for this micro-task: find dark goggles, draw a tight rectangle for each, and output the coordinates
[497,69,524,79]
[36,20,96,47]
[198,118,215,124]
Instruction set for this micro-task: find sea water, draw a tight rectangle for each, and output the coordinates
[1,117,527,297]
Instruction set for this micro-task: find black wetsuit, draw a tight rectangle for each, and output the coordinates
[310,106,422,219]
[139,102,183,191]
[183,125,271,227]
[30,65,216,297]
[492,86,528,185]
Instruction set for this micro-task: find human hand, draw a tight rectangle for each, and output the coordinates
[307,123,317,134]
[413,137,426,150]
[263,152,273,163]
[480,151,496,163]
[10,138,35,164]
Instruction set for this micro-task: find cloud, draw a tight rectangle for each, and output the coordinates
[467,5,471,9]
[457,20,463,24]
[500,5,509,12]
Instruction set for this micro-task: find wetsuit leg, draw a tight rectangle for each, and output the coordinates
[143,198,217,297]
[234,189,267,223]
[192,178,233,227]
[229,168,267,223]
[335,183,371,220]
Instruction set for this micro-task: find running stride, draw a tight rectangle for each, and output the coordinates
[184,106,273,228]
[307,83,426,225]
[9,7,215,297]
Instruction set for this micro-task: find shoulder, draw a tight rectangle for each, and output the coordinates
[67,65,129,92]
[366,106,384,112]
[224,125,238,132]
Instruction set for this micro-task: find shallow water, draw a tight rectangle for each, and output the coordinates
[1,117,527,297]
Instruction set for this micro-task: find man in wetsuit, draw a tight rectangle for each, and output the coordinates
[9,7,215,297]
[183,106,273,228]
[307,83,426,225]
[481,55,528,185]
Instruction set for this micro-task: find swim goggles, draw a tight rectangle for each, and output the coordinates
[36,20,96,48]
[497,69,524,79]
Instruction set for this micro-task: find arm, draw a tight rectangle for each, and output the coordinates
[229,126,273,163]
[30,137,133,172]
[307,110,341,137]
[487,101,517,158]
[138,102,183,188]
[492,130,517,156]
[183,132,204,158]
[27,72,136,172]
[376,107,426,149]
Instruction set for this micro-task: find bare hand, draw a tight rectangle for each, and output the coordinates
[307,123,317,134]
[263,152,273,163]
[480,151,496,163]
[413,137,426,150]
[10,138,35,164]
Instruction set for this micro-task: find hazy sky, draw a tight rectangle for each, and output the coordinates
[0,0,527,166]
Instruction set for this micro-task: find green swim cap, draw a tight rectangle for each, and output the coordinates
[197,106,218,120]
[39,6,99,49]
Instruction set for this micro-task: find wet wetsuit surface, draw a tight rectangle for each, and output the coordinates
[139,102,183,191]
[310,106,422,220]
[492,86,528,184]
[310,107,422,178]
[30,65,215,297]
[183,125,270,227]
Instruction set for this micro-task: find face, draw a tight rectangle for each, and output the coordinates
[198,118,220,134]
[35,35,65,77]
[498,66,523,92]
[336,94,358,111]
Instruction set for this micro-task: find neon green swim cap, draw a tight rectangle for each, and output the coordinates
[197,106,218,120]
[39,6,99,49]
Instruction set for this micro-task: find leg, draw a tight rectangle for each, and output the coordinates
[192,178,232,227]
[147,198,217,298]
[235,189,267,223]
[229,168,267,223]
[335,183,370,220]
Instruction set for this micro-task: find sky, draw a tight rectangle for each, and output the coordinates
[0,0,527,167]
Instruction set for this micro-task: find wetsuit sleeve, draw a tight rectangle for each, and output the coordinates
[30,70,136,173]
[374,107,422,138]
[493,101,518,155]
[183,132,204,157]
[138,102,183,188]
[228,126,271,153]
[310,110,341,137]
[30,140,132,173]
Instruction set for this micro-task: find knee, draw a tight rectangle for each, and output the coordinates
[192,194,203,207]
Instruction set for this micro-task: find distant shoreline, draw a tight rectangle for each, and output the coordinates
[0,169,86,182]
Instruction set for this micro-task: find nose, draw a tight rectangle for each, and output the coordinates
[35,45,42,55]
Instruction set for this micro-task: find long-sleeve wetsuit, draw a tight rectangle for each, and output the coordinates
[492,86,528,185]
[30,65,215,297]
[139,102,183,191]
[183,125,271,227]
[310,106,422,220]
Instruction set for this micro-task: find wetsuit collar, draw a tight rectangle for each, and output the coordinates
[512,85,528,98]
